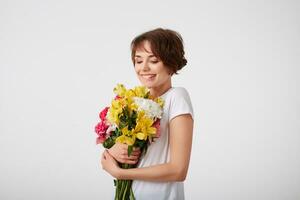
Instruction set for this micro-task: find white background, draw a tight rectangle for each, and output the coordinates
[1,0,299,199]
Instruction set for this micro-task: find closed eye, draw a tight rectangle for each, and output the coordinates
[135,60,159,64]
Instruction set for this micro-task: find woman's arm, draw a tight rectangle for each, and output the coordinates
[101,114,194,182]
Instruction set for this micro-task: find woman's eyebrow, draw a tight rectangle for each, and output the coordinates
[135,55,156,58]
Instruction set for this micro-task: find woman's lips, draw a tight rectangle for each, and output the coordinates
[140,74,156,80]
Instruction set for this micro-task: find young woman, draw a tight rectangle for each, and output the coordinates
[101,28,194,200]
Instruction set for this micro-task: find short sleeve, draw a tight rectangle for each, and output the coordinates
[168,87,194,122]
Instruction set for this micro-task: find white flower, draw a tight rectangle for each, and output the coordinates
[133,97,163,119]
[106,124,116,134]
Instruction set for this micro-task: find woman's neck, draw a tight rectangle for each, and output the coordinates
[149,81,172,98]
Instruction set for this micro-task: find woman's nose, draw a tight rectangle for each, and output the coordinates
[141,62,150,71]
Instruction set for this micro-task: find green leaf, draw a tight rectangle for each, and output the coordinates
[103,137,115,149]
[128,145,133,157]
[130,187,136,200]
[114,128,121,137]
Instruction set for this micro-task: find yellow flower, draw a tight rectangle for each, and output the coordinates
[113,84,127,97]
[125,89,135,99]
[135,112,156,140]
[155,97,165,108]
[116,135,135,146]
[115,85,138,112]
[133,86,149,98]
[116,127,136,145]
[128,101,138,112]
[107,99,123,125]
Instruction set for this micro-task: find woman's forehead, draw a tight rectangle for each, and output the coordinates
[135,54,156,58]
[135,41,153,53]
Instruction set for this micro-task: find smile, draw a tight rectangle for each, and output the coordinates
[141,74,156,77]
[140,74,156,80]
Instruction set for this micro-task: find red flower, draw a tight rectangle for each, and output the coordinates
[153,119,161,138]
[114,95,122,100]
[99,107,109,121]
[96,135,106,144]
[95,121,109,135]
[95,121,109,144]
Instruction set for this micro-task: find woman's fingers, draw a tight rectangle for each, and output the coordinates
[101,151,106,169]
[133,147,141,152]
[132,146,140,151]
[128,154,139,160]
[121,154,138,160]
[127,159,139,164]
[105,150,115,161]
[121,144,140,153]
[132,147,141,156]
[118,153,139,164]
[121,147,140,156]
[124,157,139,164]
[131,150,141,156]
[104,150,109,157]
[121,143,129,151]
[109,143,141,164]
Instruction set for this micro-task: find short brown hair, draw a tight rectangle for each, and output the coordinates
[130,28,187,75]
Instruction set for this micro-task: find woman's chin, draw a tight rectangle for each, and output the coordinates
[140,80,155,88]
[144,83,157,89]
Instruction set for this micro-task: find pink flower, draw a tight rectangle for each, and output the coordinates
[153,119,161,138]
[96,135,106,144]
[95,121,109,144]
[99,107,109,121]
[114,95,122,100]
[95,121,109,135]
[106,125,116,136]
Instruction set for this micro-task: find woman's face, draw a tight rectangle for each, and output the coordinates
[134,41,171,89]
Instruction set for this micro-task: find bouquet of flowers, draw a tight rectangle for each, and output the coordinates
[94,84,164,200]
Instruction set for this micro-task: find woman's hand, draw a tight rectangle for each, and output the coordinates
[101,150,120,178]
[108,143,141,165]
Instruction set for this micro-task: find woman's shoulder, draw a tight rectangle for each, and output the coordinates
[166,87,194,121]
[167,87,193,107]
[168,87,191,97]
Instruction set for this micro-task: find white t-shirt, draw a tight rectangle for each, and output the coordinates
[132,87,194,200]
